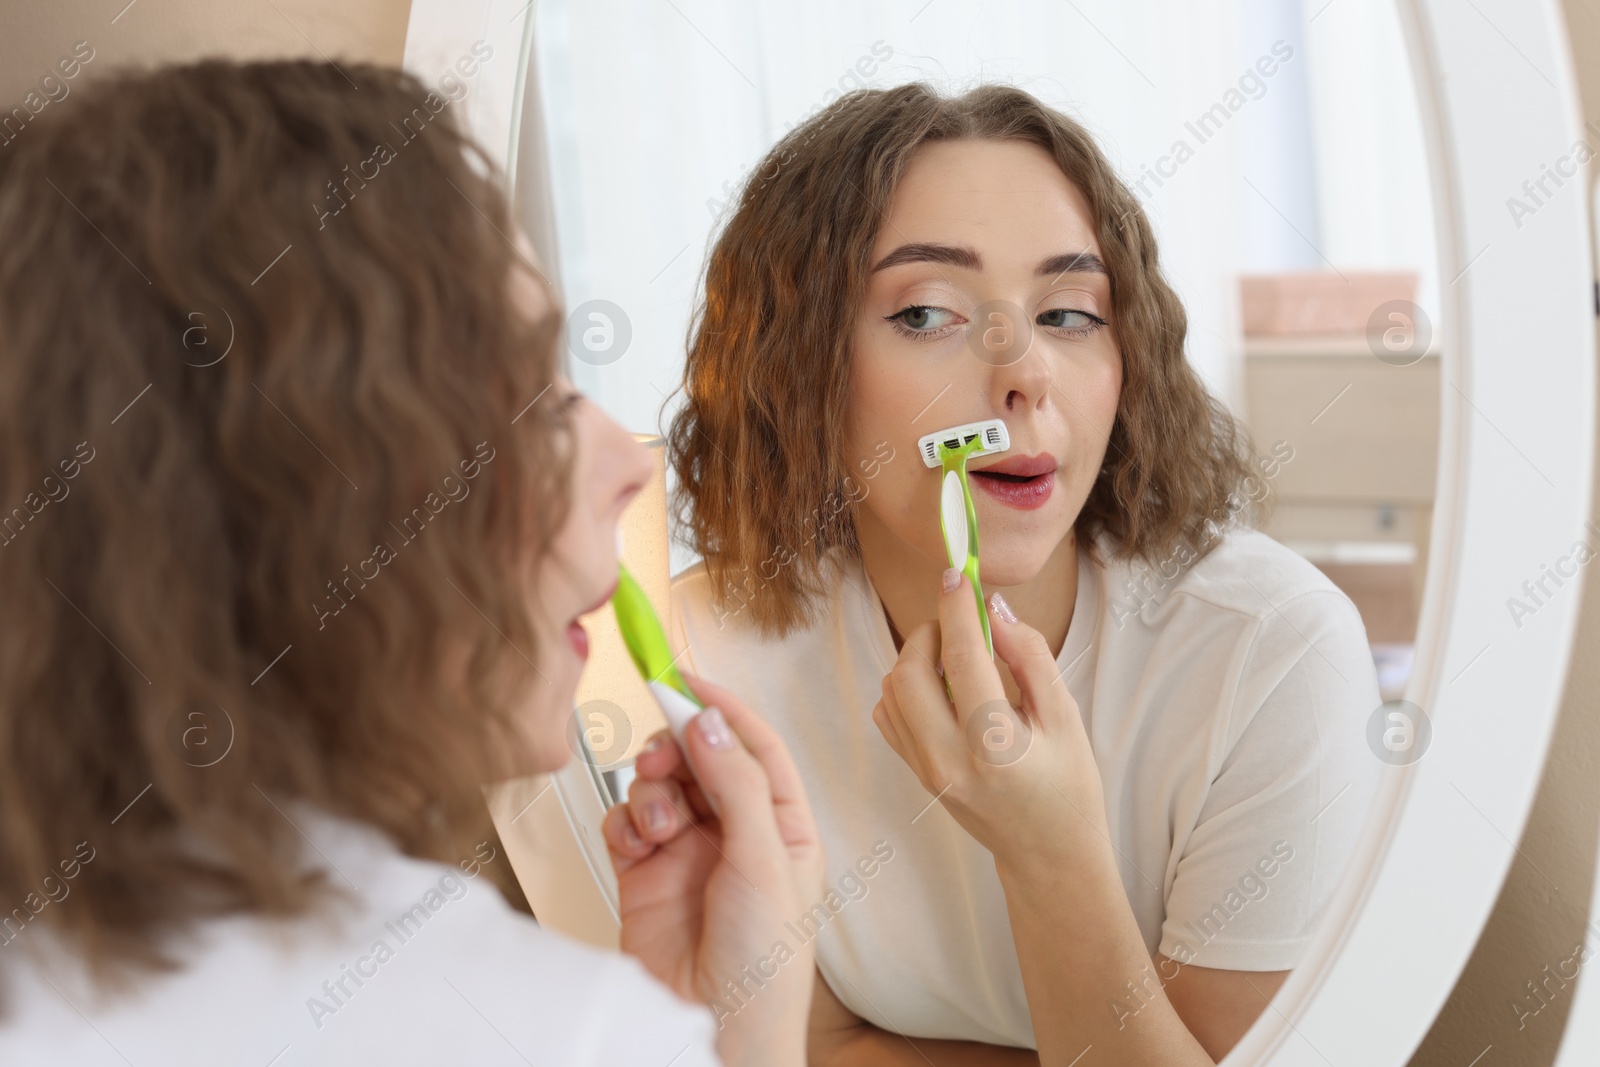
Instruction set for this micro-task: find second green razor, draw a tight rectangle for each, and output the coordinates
[611,561,703,725]
[609,561,719,809]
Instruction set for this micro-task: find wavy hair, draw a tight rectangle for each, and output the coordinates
[668,83,1257,635]
[0,60,569,998]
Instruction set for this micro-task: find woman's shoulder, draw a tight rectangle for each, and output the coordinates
[289,814,718,1061]
[671,551,856,646]
[671,558,718,610]
[1099,526,1363,634]
[672,558,749,640]
[0,812,717,1066]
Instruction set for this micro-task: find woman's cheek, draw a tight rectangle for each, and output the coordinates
[526,650,580,774]
[890,467,946,557]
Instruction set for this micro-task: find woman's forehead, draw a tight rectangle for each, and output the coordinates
[872,139,1102,267]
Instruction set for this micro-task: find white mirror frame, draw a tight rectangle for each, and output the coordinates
[1233,0,1593,1061]
[403,1,1597,1063]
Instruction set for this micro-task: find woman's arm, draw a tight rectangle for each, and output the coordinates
[808,971,1042,1066]
[603,672,827,1067]
[1158,956,1289,1061]
[995,851,1212,1066]
[875,575,1215,1067]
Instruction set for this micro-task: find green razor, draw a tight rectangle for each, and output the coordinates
[610,562,706,751]
[919,419,1012,658]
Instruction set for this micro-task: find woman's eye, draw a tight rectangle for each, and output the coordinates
[887,305,960,335]
[1037,308,1106,334]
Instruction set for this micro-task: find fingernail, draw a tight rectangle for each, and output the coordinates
[696,706,735,750]
[621,821,644,849]
[641,733,666,755]
[941,567,961,593]
[643,801,670,834]
[989,592,1019,624]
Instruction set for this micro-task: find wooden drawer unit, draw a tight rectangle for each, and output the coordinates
[1243,335,1441,646]
[1243,335,1440,506]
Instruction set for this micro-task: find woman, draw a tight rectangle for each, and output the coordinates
[0,60,822,1066]
[667,84,1382,1063]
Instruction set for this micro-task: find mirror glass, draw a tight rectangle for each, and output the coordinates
[531,0,1441,1055]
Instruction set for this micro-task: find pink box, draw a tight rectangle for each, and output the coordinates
[1240,271,1418,336]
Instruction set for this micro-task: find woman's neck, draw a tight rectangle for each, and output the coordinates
[856,507,1080,694]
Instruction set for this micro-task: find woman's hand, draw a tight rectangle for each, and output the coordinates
[602,672,826,1067]
[872,570,1108,880]
[876,575,1209,1067]
[874,575,1214,1066]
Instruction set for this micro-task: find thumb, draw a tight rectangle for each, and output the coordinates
[987,592,1073,732]
[937,569,1006,717]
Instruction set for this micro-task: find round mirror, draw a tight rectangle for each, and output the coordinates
[411,0,1595,1061]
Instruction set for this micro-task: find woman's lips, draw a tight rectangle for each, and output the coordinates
[566,576,616,662]
[971,469,1055,510]
[974,452,1056,478]
[567,620,589,660]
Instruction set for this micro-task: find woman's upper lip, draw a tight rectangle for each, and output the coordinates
[972,453,1057,478]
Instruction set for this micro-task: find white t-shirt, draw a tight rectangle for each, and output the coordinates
[671,528,1381,1049]
[0,810,718,1066]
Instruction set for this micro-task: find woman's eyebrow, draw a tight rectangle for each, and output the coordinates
[870,242,981,273]
[868,244,1107,279]
[1038,251,1107,278]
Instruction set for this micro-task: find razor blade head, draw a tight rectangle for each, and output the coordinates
[918,419,1010,468]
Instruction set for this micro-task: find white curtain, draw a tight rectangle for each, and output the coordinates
[1296,0,1440,328]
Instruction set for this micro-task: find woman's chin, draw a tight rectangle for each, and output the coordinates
[496,692,584,781]
[499,735,573,782]
[977,543,1069,589]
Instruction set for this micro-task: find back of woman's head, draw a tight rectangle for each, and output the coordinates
[0,59,567,987]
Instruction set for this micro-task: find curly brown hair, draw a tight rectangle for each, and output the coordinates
[0,59,569,999]
[668,83,1257,635]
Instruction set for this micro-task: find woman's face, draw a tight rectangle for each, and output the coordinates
[531,377,653,758]
[508,251,655,772]
[845,138,1122,586]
